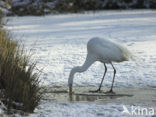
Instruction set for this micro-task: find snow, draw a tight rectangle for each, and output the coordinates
[12,0,30,6]
[4,10,156,117]
[29,101,126,117]
[5,10,156,87]
[0,1,11,15]
[0,101,6,116]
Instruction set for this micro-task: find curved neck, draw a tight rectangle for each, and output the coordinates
[68,67,79,86]
[68,54,96,86]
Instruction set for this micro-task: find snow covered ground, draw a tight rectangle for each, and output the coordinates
[4,10,156,117]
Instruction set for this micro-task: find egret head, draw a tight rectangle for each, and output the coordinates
[68,69,74,95]
[68,67,80,95]
[68,77,73,95]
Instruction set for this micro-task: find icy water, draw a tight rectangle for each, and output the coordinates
[44,86,156,107]
[5,10,156,117]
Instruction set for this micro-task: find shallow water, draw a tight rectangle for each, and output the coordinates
[43,86,156,107]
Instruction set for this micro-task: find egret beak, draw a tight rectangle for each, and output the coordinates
[69,85,72,95]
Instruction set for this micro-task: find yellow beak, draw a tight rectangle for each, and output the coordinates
[69,86,72,95]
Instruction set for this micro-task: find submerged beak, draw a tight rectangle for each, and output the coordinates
[69,85,72,95]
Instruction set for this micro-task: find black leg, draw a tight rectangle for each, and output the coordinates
[89,63,107,93]
[97,63,107,91]
[105,62,116,94]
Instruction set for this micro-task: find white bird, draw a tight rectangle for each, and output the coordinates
[68,37,133,95]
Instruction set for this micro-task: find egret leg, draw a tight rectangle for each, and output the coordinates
[89,63,107,93]
[97,63,107,91]
[105,62,116,94]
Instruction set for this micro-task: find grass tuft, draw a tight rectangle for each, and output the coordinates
[0,11,42,113]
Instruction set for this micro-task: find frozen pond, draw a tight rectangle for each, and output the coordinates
[5,10,156,117]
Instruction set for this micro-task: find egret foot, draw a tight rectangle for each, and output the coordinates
[105,89,116,94]
[89,88,102,93]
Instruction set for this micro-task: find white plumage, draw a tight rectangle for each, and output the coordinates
[87,37,131,63]
[68,37,133,94]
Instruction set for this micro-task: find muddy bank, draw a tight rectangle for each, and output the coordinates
[43,86,156,107]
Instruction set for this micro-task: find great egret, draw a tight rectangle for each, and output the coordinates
[68,37,133,95]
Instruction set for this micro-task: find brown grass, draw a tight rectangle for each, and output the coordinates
[0,12,42,113]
